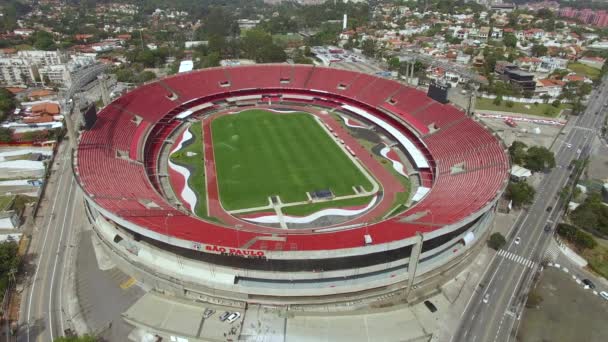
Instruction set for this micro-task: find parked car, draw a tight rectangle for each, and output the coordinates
[219,311,231,321]
[423,300,437,313]
[546,206,553,212]
[203,308,215,319]
[544,224,552,232]
[600,291,608,300]
[226,312,241,323]
[483,293,490,304]
[583,279,596,289]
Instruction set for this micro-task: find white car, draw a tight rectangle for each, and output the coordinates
[600,291,608,301]
[226,312,241,323]
[483,293,490,304]
[566,143,572,149]
[514,237,521,245]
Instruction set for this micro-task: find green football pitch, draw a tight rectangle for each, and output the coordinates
[211,109,373,210]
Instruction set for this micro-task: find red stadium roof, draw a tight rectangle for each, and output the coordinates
[75,65,509,253]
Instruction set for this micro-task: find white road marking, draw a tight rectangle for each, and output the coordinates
[497,250,535,268]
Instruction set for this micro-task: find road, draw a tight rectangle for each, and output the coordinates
[452,76,608,342]
[18,142,80,342]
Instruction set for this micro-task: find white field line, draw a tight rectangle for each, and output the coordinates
[244,196,378,224]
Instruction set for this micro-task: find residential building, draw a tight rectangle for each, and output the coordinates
[0,58,37,85]
[495,60,517,75]
[515,57,542,72]
[535,79,565,98]
[0,50,93,87]
[505,69,536,91]
[539,56,568,73]
[579,56,605,69]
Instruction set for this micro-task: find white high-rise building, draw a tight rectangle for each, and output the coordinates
[0,50,93,87]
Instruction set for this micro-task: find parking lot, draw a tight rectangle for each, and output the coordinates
[518,267,608,341]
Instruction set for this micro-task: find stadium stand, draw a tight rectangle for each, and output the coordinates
[75,64,509,253]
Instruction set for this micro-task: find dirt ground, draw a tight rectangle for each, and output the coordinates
[518,267,608,342]
[478,116,563,150]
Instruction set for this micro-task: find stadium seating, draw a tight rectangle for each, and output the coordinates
[75,65,509,251]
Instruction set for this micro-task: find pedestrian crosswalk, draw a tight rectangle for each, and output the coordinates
[544,239,562,262]
[497,249,537,269]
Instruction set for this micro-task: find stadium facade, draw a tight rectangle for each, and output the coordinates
[73,65,509,306]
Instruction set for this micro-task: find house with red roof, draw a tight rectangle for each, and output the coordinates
[579,56,606,69]
[536,79,565,97]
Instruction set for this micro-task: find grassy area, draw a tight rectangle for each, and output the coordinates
[0,195,15,211]
[568,62,601,80]
[14,44,32,51]
[476,97,566,117]
[272,33,304,46]
[169,123,208,218]
[211,110,373,210]
[281,195,373,216]
[583,242,608,279]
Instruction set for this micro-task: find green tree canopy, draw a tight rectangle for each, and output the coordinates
[487,232,506,250]
[0,88,17,122]
[33,30,56,50]
[508,140,527,165]
[507,181,536,208]
[503,33,517,48]
[388,57,400,71]
[362,39,375,57]
[556,223,598,250]
[0,241,19,293]
[524,146,556,172]
[241,29,286,63]
[531,44,548,57]
[570,193,608,237]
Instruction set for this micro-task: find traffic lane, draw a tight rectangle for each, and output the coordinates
[37,166,75,342]
[455,170,566,341]
[474,137,583,341]
[479,207,553,342]
[454,84,608,342]
[20,153,71,342]
[48,177,78,340]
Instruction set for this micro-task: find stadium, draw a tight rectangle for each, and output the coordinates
[73,64,510,306]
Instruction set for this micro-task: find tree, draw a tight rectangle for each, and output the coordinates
[531,44,548,57]
[137,71,156,83]
[0,88,17,122]
[0,241,19,294]
[362,39,375,57]
[487,232,506,250]
[508,141,527,165]
[557,223,598,250]
[0,128,11,142]
[506,100,514,108]
[570,193,608,237]
[241,29,286,63]
[493,95,503,106]
[503,33,517,48]
[507,181,536,208]
[524,146,556,172]
[33,31,56,50]
[541,94,551,104]
[388,57,400,71]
